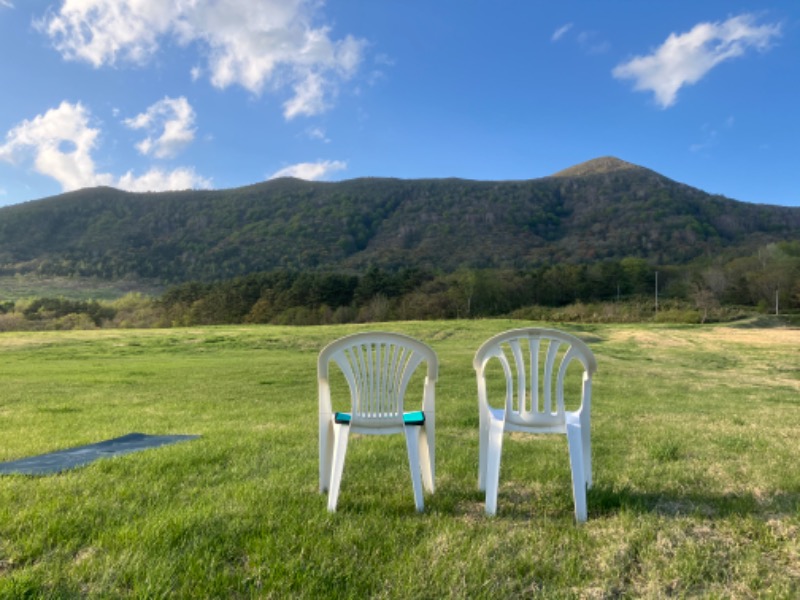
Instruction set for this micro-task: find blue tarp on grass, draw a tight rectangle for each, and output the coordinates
[0,432,200,475]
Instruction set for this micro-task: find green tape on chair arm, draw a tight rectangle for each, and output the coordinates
[334,411,425,426]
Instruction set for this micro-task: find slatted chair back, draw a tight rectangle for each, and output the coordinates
[475,328,596,433]
[320,333,436,430]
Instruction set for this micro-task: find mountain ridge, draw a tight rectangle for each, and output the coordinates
[0,157,798,282]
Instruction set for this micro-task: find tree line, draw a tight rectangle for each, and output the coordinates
[0,242,797,332]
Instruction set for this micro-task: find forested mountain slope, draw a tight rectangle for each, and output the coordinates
[0,157,797,282]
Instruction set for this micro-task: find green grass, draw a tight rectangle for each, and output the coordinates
[0,275,162,302]
[1,320,798,597]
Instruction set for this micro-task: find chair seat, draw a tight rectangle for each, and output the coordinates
[334,411,425,426]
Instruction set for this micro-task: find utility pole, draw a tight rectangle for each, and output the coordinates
[655,271,659,314]
[776,288,779,316]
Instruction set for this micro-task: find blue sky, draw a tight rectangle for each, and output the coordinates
[0,1,798,208]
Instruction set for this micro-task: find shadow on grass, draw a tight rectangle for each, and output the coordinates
[587,485,800,519]
[317,483,800,521]
[315,474,800,521]
[414,484,800,522]
[729,315,798,329]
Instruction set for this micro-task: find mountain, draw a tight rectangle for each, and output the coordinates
[0,157,798,282]
[551,156,643,177]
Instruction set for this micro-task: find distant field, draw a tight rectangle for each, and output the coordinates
[0,275,162,301]
[0,320,798,597]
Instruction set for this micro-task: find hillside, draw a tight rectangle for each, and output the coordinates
[0,157,798,282]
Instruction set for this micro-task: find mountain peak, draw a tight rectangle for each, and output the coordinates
[551,156,642,178]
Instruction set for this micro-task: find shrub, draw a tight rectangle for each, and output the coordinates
[0,313,30,332]
[655,309,701,324]
[54,313,97,330]
[109,293,167,328]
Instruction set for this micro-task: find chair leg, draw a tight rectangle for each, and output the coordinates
[566,422,588,523]
[418,424,434,494]
[582,425,592,489]
[327,423,350,512]
[319,415,334,493]
[484,419,505,516]
[404,427,425,512]
[478,415,489,491]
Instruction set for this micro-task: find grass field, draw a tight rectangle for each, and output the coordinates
[0,275,162,302]
[0,320,798,598]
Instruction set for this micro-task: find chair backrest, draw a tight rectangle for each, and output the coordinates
[319,332,438,429]
[474,328,597,431]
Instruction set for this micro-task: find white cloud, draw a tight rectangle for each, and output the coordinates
[613,14,781,108]
[1,1,14,8]
[551,23,608,54]
[0,101,211,193]
[577,31,610,54]
[689,116,736,153]
[36,1,173,67]
[283,71,327,119]
[117,167,212,192]
[306,127,330,143]
[268,159,346,180]
[552,23,573,42]
[374,53,395,67]
[36,0,366,120]
[0,101,113,191]
[690,124,718,153]
[124,96,196,159]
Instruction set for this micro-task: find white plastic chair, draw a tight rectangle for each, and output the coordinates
[318,332,437,512]
[474,328,597,522]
